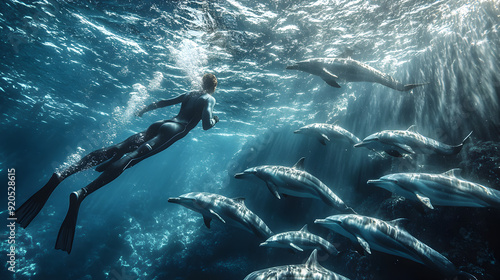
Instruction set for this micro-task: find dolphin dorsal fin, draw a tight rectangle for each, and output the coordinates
[305,249,319,268]
[388,218,408,227]
[407,125,418,133]
[292,157,306,170]
[442,168,462,178]
[300,224,309,232]
[233,197,246,205]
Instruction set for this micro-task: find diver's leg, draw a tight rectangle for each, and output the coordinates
[60,131,148,178]
[94,121,165,172]
[15,131,146,228]
[54,161,127,254]
[55,122,186,253]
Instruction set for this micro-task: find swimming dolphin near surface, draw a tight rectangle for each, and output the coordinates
[315,214,476,279]
[354,125,473,157]
[168,192,273,240]
[260,224,338,255]
[367,169,500,209]
[243,249,350,280]
[234,158,356,213]
[294,123,361,146]
[286,57,426,91]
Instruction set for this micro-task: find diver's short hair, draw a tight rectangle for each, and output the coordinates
[202,73,217,92]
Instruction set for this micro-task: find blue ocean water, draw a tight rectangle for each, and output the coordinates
[1,0,499,279]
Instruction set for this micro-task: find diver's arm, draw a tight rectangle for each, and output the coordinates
[136,94,186,117]
[202,96,219,130]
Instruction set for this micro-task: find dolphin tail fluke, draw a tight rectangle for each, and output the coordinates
[402,83,429,91]
[55,191,84,254]
[452,131,473,154]
[14,173,61,228]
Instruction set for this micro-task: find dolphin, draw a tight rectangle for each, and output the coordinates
[314,214,470,278]
[260,224,338,255]
[234,157,356,213]
[168,192,273,240]
[243,249,350,280]
[286,57,426,91]
[354,125,473,157]
[294,123,361,146]
[367,169,500,209]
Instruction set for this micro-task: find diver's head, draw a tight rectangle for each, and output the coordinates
[202,73,217,94]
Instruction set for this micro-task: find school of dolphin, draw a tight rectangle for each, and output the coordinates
[168,57,497,279]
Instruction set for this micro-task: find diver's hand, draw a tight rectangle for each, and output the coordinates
[213,115,219,124]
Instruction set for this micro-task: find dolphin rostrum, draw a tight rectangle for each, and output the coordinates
[243,249,350,280]
[260,224,338,255]
[294,123,361,146]
[367,169,500,209]
[354,125,472,157]
[286,57,426,91]
[168,192,273,240]
[314,214,475,278]
[234,157,356,213]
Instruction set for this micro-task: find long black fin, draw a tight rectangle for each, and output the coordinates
[55,191,83,254]
[15,173,61,228]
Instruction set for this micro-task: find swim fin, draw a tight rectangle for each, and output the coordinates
[15,173,61,228]
[55,190,84,254]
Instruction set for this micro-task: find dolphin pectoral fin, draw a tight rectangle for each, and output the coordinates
[321,76,341,88]
[290,243,304,252]
[321,68,341,87]
[385,150,403,157]
[203,215,212,229]
[209,209,226,223]
[318,134,330,145]
[322,68,338,79]
[416,193,434,209]
[394,143,415,154]
[266,182,281,199]
[356,235,371,254]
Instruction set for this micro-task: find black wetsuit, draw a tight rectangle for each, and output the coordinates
[81,90,218,195]
[15,90,218,253]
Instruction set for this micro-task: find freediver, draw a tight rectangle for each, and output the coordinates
[14,73,219,254]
